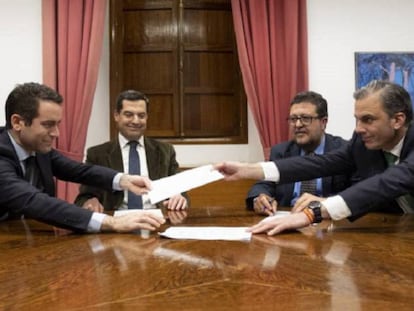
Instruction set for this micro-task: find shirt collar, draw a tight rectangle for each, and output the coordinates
[383,135,405,158]
[300,134,326,155]
[118,133,144,149]
[7,131,33,161]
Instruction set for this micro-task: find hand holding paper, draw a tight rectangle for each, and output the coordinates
[148,165,223,204]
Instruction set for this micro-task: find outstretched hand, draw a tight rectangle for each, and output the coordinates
[247,212,311,235]
[101,211,166,233]
[214,161,264,181]
[120,174,152,195]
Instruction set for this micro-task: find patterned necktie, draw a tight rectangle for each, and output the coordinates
[300,152,317,195]
[128,141,143,209]
[383,151,414,213]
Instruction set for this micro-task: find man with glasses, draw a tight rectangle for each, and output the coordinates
[246,91,350,215]
[218,81,414,235]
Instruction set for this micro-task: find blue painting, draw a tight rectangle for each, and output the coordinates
[355,52,414,106]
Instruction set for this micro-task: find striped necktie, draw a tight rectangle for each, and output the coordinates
[300,152,317,195]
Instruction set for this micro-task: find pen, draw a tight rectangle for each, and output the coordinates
[266,199,277,215]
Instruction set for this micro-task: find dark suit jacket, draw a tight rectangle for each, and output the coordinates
[0,128,119,231]
[246,133,351,209]
[275,125,414,219]
[74,137,186,210]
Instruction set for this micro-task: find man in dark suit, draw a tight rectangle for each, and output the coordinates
[0,82,165,233]
[215,80,414,234]
[74,90,188,212]
[246,91,350,215]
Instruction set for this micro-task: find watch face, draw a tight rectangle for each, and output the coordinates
[309,201,321,209]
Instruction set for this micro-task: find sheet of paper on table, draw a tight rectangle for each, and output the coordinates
[148,164,224,204]
[159,226,252,241]
[113,209,164,218]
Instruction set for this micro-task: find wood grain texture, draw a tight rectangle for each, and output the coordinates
[1,208,414,310]
[187,179,256,208]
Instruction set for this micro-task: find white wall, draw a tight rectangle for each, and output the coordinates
[2,0,414,166]
[0,1,42,111]
[307,0,414,139]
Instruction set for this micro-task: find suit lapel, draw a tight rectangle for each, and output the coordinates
[108,140,124,172]
[321,135,333,195]
[401,124,414,160]
[144,137,160,179]
[284,142,301,198]
[36,154,55,196]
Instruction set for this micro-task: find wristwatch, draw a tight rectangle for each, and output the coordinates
[307,201,323,223]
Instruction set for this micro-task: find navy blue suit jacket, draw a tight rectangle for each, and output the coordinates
[275,125,414,219]
[0,128,119,231]
[246,133,350,209]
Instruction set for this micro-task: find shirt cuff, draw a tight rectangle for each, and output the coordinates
[87,212,107,232]
[323,195,352,220]
[113,173,123,191]
[259,161,280,182]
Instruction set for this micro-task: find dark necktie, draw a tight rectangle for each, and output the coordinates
[300,152,317,196]
[383,151,397,167]
[24,156,41,189]
[383,151,413,213]
[128,141,143,209]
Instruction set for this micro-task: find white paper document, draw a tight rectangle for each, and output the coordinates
[159,226,252,241]
[148,164,224,204]
[113,209,164,218]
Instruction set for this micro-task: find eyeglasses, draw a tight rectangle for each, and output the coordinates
[287,115,320,126]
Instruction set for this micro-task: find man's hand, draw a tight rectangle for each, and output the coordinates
[292,193,325,213]
[162,194,188,210]
[166,210,188,225]
[120,174,152,195]
[247,212,311,235]
[253,194,277,216]
[214,161,264,181]
[82,197,104,213]
[101,211,165,233]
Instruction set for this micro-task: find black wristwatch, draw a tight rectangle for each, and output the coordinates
[308,201,323,223]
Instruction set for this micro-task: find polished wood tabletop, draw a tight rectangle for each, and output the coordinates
[1,207,414,310]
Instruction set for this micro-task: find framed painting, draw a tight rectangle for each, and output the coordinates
[355,52,414,104]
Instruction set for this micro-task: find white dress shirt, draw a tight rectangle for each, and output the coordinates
[118,133,155,210]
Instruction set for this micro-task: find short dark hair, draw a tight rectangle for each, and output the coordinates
[353,80,413,125]
[115,90,149,113]
[5,82,63,129]
[290,91,328,118]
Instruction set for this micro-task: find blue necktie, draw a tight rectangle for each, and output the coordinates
[128,141,143,209]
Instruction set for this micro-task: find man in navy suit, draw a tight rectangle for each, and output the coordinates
[246,91,350,215]
[0,82,165,233]
[216,80,414,235]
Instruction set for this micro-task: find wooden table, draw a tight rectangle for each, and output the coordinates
[1,207,414,310]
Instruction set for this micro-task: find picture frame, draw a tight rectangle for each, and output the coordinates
[355,52,414,105]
